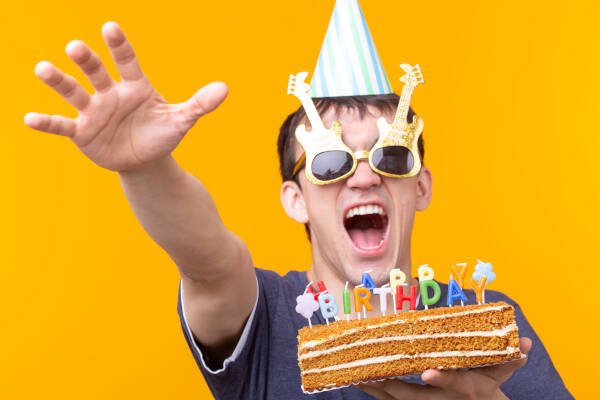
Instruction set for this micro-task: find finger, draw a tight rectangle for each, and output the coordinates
[421,369,460,388]
[519,337,533,355]
[24,112,77,137]
[360,379,434,400]
[101,21,144,81]
[176,81,229,128]
[34,61,91,111]
[65,40,113,92]
[421,369,467,391]
[357,384,396,400]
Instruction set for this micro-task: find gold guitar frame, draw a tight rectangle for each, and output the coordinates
[287,65,425,185]
[288,72,357,185]
[371,64,425,179]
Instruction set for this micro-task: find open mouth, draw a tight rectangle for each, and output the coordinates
[343,204,389,254]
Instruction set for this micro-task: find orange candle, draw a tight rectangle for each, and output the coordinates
[450,263,468,288]
[353,287,373,319]
[469,276,487,304]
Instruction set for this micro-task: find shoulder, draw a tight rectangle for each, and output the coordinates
[255,267,307,292]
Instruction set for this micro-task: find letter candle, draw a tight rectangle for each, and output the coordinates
[343,281,351,322]
[354,285,373,319]
[361,270,376,292]
[373,284,392,316]
[418,264,441,309]
[450,263,468,306]
[472,260,496,304]
[295,282,320,329]
[469,276,487,304]
[389,269,407,314]
[306,280,328,301]
[395,284,417,311]
[447,278,468,307]
[318,290,338,325]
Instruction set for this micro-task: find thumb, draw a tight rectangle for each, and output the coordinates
[177,81,228,126]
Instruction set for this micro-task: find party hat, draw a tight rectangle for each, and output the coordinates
[310,0,392,98]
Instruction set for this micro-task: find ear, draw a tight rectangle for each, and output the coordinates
[415,166,433,211]
[281,180,309,223]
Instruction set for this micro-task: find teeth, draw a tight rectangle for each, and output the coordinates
[360,239,385,250]
[345,204,386,219]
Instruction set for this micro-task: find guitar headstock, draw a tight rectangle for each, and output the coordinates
[288,72,311,96]
[398,64,425,88]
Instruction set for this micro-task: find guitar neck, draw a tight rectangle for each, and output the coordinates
[392,84,416,130]
[297,94,327,132]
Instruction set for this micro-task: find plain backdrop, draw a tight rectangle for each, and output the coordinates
[2,0,597,398]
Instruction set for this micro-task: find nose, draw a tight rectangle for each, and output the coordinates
[346,158,382,190]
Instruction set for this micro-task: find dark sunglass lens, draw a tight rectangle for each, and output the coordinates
[372,146,414,175]
[312,151,354,181]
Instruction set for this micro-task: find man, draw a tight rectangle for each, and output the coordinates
[24,9,572,400]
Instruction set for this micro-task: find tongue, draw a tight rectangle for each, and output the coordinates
[348,228,383,249]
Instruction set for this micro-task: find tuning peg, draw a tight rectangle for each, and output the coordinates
[287,78,296,95]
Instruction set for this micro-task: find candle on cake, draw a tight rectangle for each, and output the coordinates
[354,284,373,319]
[373,283,392,316]
[389,268,407,314]
[343,281,351,322]
[395,283,417,312]
[470,260,496,304]
[361,270,376,292]
[418,264,441,310]
[317,290,338,325]
[295,283,320,328]
[306,280,327,301]
[447,274,468,307]
[449,262,468,306]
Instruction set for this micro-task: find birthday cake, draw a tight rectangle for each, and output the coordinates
[297,301,521,393]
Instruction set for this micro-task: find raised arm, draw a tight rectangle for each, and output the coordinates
[25,22,256,363]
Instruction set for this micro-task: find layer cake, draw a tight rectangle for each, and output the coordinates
[297,301,521,393]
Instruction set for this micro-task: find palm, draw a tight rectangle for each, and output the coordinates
[75,79,173,171]
[25,22,228,172]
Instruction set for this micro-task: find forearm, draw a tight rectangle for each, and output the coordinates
[118,154,235,281]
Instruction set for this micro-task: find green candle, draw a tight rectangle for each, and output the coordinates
[343,282,351,315]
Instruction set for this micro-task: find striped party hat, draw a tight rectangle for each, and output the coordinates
[310,0,392,98]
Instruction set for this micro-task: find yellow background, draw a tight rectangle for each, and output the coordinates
[2,0,597,398]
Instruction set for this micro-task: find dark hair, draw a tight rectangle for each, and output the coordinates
[277,94,425,240]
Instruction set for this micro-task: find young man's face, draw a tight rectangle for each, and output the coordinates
[287,105,432,287]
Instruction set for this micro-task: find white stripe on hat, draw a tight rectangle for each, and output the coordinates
[349,0,384,94]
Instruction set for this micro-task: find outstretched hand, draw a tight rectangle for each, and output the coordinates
[25,22,228,172]
[358,337,532,400]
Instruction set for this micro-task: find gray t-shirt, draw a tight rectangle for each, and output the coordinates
[177,268,573,399]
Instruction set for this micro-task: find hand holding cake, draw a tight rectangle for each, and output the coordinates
[296,263,530,393]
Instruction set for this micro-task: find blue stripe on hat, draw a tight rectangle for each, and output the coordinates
[353,1,386,94]
[333,3,359,96]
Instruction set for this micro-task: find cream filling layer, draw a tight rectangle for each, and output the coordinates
[299,323,517,360]
[299,304,510,351]
[301,347,521,375]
